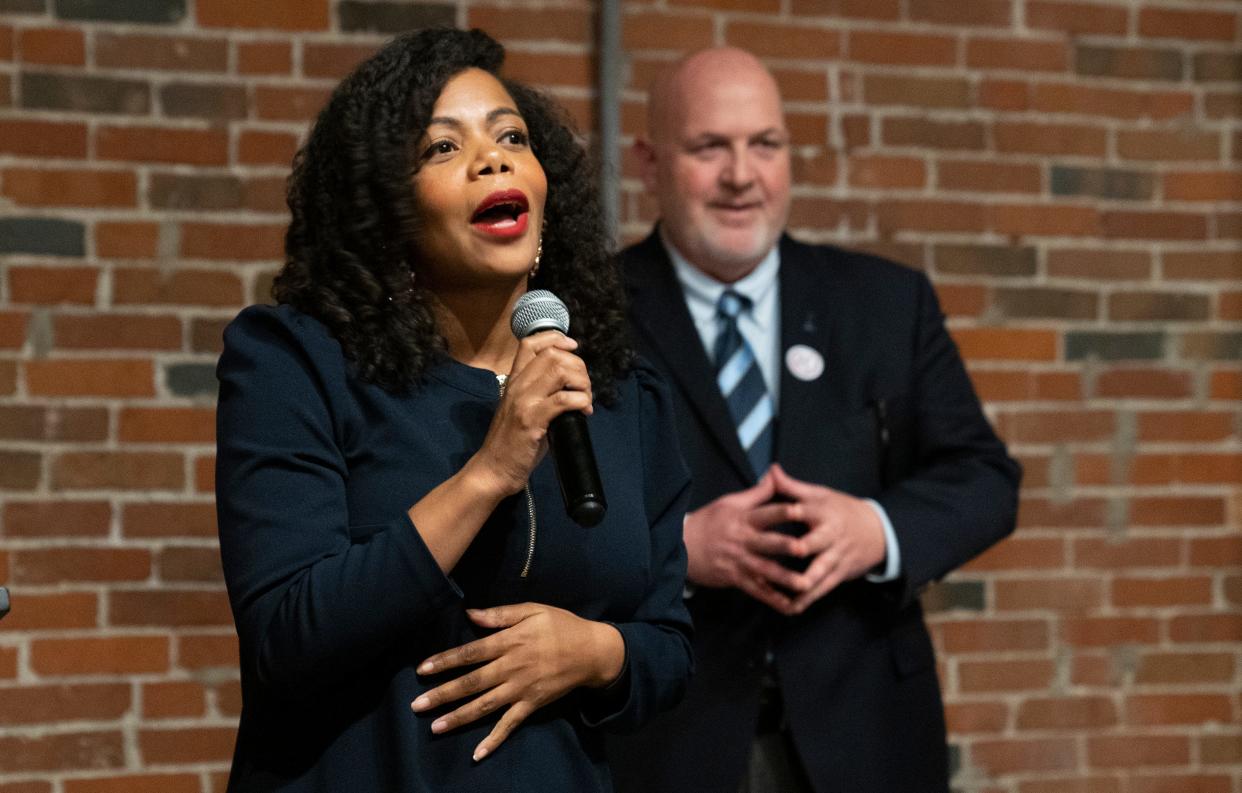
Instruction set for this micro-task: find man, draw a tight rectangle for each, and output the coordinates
[605,48,1021,793]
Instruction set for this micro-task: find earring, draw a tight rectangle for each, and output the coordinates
[529,236,542,279]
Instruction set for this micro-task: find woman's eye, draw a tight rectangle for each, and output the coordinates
[423,140,456,159]
[502,130,528,146]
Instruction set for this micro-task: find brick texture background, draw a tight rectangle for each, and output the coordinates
[0,0,1238,790]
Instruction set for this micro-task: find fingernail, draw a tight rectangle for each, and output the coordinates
[412,695,430,711]
[473,746,488,762]
[431,718,448,733]
[417,662,433,674]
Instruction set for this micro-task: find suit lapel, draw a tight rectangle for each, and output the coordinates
[774,237,857,473]
[624,233,755,482]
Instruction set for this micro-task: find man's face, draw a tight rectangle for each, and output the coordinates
[643,58,792,283]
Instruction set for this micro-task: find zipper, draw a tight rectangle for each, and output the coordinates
[496,374,537,578]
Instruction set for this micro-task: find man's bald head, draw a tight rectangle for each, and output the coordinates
[636,48,792,283]
[646,48,783,145]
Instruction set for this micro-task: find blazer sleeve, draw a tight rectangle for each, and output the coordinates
[579,364,694,733]
[875,273,1022,608]
[215,306,461,701]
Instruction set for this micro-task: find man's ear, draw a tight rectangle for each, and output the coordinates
[633,137,659,194]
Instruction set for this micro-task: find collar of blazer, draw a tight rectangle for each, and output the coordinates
[623,229,857,484]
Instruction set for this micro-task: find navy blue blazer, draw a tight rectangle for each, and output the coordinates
[215,305,693,792]
[607,233,1021,793]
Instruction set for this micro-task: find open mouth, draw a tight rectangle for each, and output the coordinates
[471,190,530,237]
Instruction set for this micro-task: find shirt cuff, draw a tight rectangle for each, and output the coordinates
[863,498,901,583]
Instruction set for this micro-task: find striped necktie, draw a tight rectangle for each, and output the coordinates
[714,290,774,480]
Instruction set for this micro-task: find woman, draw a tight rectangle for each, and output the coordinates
[215,28,693,792]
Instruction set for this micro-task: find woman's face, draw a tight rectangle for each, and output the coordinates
[411,68,547,291]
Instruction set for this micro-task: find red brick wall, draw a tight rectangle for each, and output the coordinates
[0,1,1237,791]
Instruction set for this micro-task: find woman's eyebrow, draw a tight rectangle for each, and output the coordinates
[427,107,522,130]
[487,107,521,123]
[426,115,462,130]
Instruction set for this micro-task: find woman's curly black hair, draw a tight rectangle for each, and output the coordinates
[273,28,633,400]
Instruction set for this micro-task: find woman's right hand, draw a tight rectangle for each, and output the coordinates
[468,332,593,498]
[411,602,624,761]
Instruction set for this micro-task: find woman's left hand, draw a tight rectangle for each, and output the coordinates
[411,603,625,761]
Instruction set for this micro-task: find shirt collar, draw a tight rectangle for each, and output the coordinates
[660,232,780,331]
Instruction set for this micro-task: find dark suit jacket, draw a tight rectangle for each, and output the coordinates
[606,232,1021,793]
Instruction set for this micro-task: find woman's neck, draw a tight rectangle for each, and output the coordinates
[430,282,526,374]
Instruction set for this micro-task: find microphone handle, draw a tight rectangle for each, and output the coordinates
[547,410,606,527]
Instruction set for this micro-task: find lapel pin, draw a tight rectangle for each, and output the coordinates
[785,344,824,382]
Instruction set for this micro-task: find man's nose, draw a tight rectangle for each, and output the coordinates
[721,146,754,189]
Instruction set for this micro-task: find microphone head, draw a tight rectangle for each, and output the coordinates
[511,289,570,338]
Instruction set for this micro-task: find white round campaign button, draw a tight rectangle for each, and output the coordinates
[785,344,824,382]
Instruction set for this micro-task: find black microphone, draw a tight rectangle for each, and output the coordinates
[510,289,607,527]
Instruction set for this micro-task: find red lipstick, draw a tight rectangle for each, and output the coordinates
[471,189,530,239]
